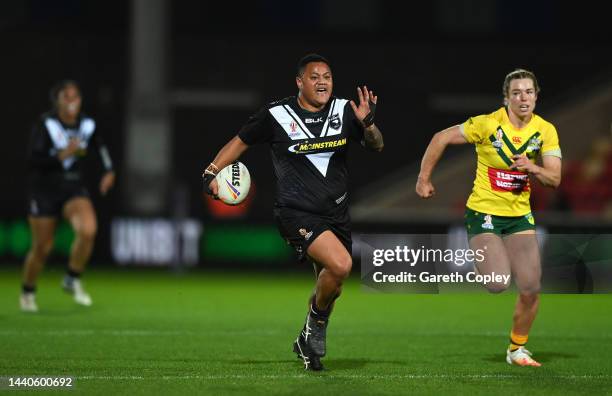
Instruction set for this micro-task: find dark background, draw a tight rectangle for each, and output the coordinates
[2,0,611,264]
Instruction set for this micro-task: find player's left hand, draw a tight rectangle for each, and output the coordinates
[99,171,115,195]
[510,154,537,173]
[350,86,377,127]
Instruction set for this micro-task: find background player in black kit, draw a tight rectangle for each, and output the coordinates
[202,54,384,370]
[20,80,115,312]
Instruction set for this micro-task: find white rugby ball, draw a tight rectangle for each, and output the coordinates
[215,161,251,205]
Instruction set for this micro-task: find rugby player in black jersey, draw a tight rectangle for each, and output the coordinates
[202,54,384,370]
[21,80,115,312]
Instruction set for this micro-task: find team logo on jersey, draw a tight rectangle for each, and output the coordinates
[492,128,504,149]
[328,114,342,130]
[299,228,313,240]
[481,214,494,230]
[527,136,542,152]
[287,137,347,154]
[512,136,522,144]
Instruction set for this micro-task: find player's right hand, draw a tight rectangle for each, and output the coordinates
[416,177,435,198]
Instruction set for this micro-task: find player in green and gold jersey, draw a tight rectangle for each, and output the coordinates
[416,69,562,367]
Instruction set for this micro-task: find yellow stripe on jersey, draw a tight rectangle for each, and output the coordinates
[460,107,561,217]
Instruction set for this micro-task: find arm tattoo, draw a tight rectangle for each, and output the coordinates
[363,124,384,151]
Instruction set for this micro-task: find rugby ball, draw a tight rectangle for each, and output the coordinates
[215,161,251,205]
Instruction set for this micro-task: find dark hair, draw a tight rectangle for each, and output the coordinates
[502,69,540,98]
[296,53,331,77]
[49,79,81,108]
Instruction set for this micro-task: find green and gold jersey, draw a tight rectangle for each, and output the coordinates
[460,107,561,216]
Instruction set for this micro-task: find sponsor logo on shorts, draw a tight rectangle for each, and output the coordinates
[487,167,529,192]
[525,213,535,225]
[299,228,313,240]
[335,192,347,204]
[481,214,494,230]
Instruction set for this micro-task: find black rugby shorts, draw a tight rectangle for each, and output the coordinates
[273,206,352,262]
[28,183,89,217]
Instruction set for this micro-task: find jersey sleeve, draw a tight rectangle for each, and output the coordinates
[541,123,562,158]
[27,119,62,170]
[460,114,489,144]
[238,107,273,145]
[90,126,114,171]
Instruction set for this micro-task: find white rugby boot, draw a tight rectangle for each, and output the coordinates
[20,292,39,312]
[62,277,93,306]
[506,347,541,367]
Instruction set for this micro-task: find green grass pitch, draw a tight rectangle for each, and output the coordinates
[1,265,611,395]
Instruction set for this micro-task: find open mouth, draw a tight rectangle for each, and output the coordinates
[519,105,530,111]
[67,103,80,113]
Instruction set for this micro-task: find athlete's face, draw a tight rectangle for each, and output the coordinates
[57,85,82,117]
[505,78,537,119]
[296,62,333,110]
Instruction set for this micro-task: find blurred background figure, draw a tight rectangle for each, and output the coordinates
[557,135,612,217]
[20,80,115,312]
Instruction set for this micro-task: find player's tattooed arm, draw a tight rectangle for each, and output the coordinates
[350,85,383,152]
[363,124,384,152]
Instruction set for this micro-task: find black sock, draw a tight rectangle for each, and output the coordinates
[310,296,330,320]
[22,284,36,294]
[66,269,81,279]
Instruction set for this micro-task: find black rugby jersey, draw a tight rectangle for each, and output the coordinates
[27,111,113,190]
[238,96,364,215]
